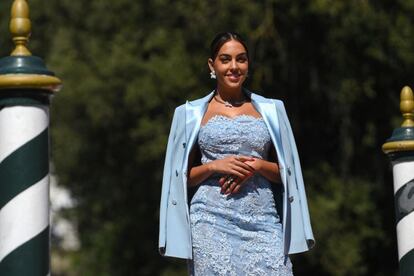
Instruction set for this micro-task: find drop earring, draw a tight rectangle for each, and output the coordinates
[210,71,216,79]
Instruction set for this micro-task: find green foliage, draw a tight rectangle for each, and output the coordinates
[297,164,385,275]
[2,0,413,275]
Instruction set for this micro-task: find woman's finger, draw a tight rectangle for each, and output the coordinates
[236,155,255,162]
[232,184,242,194]
[234,160,255,171]
[219,176,227,186]
[226,180,239,194]
[228,169,246,178]
[238,174,251,186]
[221,176,235,193]
[231,166,253,177]
[230,173,253,194]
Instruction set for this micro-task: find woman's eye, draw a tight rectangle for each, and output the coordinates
[237,57,247,63]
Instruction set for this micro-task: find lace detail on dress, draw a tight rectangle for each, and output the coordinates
[189,114,293,276]
[199,114,271,164]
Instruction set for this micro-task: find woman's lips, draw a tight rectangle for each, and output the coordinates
[227,74,241,82]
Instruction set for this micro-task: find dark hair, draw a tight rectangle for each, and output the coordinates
[210,32,249,61]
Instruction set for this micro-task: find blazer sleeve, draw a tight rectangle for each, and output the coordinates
[158,108,179,254]
[276,100,315,249]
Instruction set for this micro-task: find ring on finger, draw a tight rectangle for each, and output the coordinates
[223,176,233,187]
[225,179,233,187]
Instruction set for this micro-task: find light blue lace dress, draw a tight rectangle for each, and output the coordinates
[189,115,293,276]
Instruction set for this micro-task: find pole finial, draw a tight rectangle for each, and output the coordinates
[382,86,414,154]
[9,0,32,56]
[0,0,62,92]
[400,86,414,127]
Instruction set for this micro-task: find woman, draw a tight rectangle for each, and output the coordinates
[159,32,315,275]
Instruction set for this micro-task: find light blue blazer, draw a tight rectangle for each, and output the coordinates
[159,89,315,259]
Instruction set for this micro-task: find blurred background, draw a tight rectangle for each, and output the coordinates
[1,0,413,275]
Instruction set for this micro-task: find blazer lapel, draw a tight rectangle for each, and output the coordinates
[183,91,214,178]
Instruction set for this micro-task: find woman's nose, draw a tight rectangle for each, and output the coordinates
[230,59,238,69]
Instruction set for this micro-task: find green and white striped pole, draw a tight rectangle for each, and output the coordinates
[383,86,414,276]
[0,1,62,275]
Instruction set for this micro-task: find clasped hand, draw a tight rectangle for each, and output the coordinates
[210,155,260,195]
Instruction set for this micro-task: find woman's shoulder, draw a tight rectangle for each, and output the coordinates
[172,104,186,119]
[246,89,285,105]
[247,90,290,119]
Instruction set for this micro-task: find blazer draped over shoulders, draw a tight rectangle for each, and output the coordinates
[159,89,315,259]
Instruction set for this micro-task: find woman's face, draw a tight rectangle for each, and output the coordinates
[208,39,249,91]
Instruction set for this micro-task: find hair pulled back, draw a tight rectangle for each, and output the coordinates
[210,32,249,61]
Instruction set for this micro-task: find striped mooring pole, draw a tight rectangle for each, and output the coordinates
[383,86,414,276]
[0,0,62,275]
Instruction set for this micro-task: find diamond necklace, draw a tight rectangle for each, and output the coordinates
[213,95,247,108]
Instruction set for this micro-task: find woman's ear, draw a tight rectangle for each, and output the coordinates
[208,58,214,72]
